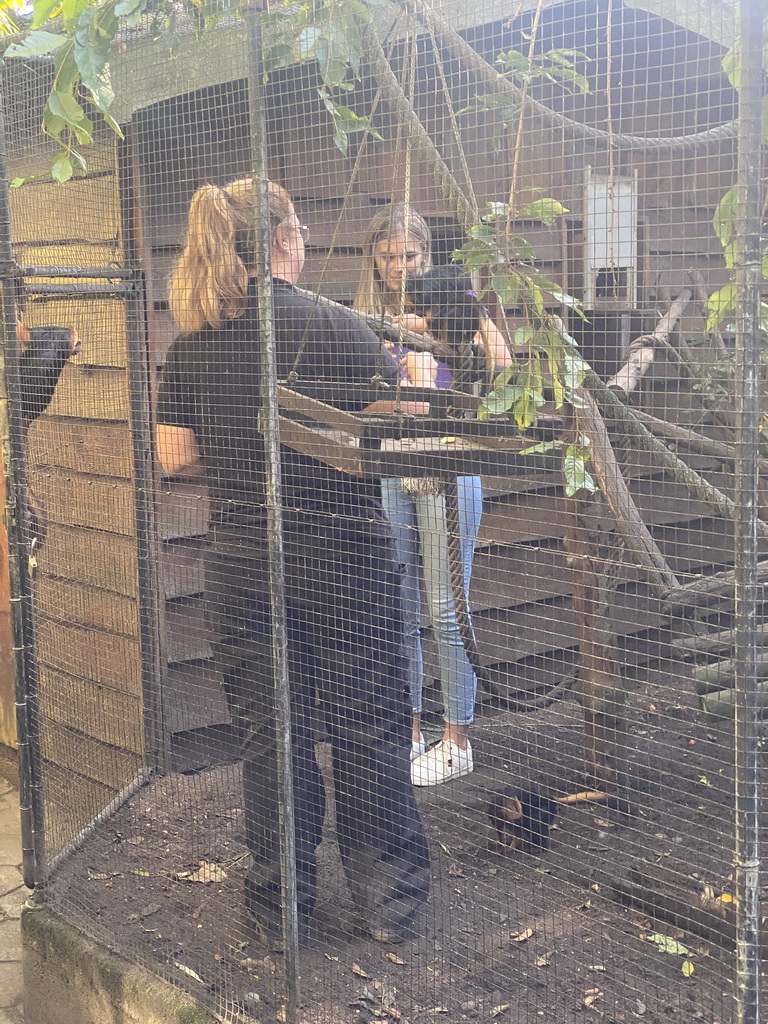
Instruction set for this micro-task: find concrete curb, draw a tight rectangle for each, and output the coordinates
[22,905,219,1024]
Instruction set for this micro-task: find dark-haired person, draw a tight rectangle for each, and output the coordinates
[358,205,511,787]
[156,178,430,946]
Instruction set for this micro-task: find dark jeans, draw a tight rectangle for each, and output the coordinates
[205,524,431,941]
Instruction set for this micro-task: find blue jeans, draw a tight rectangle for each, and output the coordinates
[380,476,483,726]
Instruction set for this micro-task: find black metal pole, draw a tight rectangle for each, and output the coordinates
[0,67,46,890]
[246,6,301,1021]
[117,138,168,774]
[732,1,764,1021]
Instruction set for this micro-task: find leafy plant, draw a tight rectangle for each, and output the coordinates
[3,0,387,181]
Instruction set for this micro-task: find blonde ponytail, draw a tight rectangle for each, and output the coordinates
[169,178,295,332]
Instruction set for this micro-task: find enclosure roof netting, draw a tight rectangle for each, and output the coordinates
[108,0,734,122]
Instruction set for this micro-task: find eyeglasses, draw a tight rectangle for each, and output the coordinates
[298,224,310,242]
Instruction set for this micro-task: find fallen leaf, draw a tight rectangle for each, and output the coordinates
[429,1009,448,1014]
[184,860,227,885]
[587,965,606,972]
[129,869,151,878]
[682,960,695,977]
[126,902,160,923]
[583,988,603,1009]
[646,933,689,956]
[447,862,465,877]
[491,1005,511,1017]
[174,961,204,984]
[440,437,457,444]
[351,963,369,978]
[384,953,405,965]
[698,775,712,787]
[718,893,736,904]
[635,998,647,1015]
[87,871,112,880]
[438,842,452,856]
[324,954,340,961]
[535,955,550,967]
[510,927,534,942]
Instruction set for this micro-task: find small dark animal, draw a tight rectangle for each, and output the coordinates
[488,787,635,852]
[487,788,559,852]
[17,323,79,431]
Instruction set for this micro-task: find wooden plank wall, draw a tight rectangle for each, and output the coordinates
[124,0,749,739]
[8,142,144,853]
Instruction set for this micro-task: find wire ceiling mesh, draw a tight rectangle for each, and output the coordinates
[0,0,766,1021]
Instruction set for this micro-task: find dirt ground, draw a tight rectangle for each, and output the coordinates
[50,659,756,1024]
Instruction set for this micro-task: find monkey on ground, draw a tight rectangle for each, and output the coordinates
[16,323,79,431]
[487,786,635,852]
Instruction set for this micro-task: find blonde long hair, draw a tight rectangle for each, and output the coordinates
[354,202,432,316]
[169,178,295,332]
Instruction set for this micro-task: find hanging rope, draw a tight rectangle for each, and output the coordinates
[403,0,738,156]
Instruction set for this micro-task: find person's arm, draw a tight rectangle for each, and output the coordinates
[156,424,201,476]
[155,339,202,476]
[477,315,514,370]
[362,350,437,415]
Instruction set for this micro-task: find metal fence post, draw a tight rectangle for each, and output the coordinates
[0,72,46,891]
[247,5,301,1022]
[732,1,764,1021]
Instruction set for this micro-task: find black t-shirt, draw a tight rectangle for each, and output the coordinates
[157,279,399,540]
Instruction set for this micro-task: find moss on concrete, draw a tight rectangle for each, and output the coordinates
[21,904,220,1024]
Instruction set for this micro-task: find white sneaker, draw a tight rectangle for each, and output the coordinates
[411,734,426,761]
[411,739,473,786]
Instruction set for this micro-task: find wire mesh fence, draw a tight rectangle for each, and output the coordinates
[0,0,766,1020]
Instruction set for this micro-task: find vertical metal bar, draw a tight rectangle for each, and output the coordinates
[118,139,168,773]
[731,1,764,1021]
[0,71,46,889]
[246,6,301,1021]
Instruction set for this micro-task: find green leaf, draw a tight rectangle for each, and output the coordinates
[519,439,562,456]
[32,0,63,27]
[545,65,590,95]
[48,88,86,124]
[516,198,569,226]
[70,148,87,174]
[646,933,690,956]
[491,365,515,389]
[513,325,535,348]
[5,30,68,56]
[74,8,116,111]
[42,107,66,141]
[59,0,90,29]
[115,0,146,16]
[482,384,525,416]
[102,111,124,139]
[490,272,521,307]
[722,38,740,92]
[563,452,595,497]
[706,283,738,331]
[512,388,544,429]
[713,185,738,247]
[51,153,73,183]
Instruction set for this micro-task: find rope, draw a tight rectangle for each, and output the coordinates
[404,0,738,156]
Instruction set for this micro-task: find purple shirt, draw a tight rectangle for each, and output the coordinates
[391,345,453,390]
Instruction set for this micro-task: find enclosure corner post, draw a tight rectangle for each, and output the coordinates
[0,63,45,890]
[246,5,301,1021]
[731,1,764,1021]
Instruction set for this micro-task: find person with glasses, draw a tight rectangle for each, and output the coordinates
[355,203,511,786]
[156,179,430,946]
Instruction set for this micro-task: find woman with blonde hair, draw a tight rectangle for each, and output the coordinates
[356,202,511,787]
[157,178,430,946]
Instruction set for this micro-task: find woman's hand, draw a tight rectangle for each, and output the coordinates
[403,350,439,388]
[392,313,429,335]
